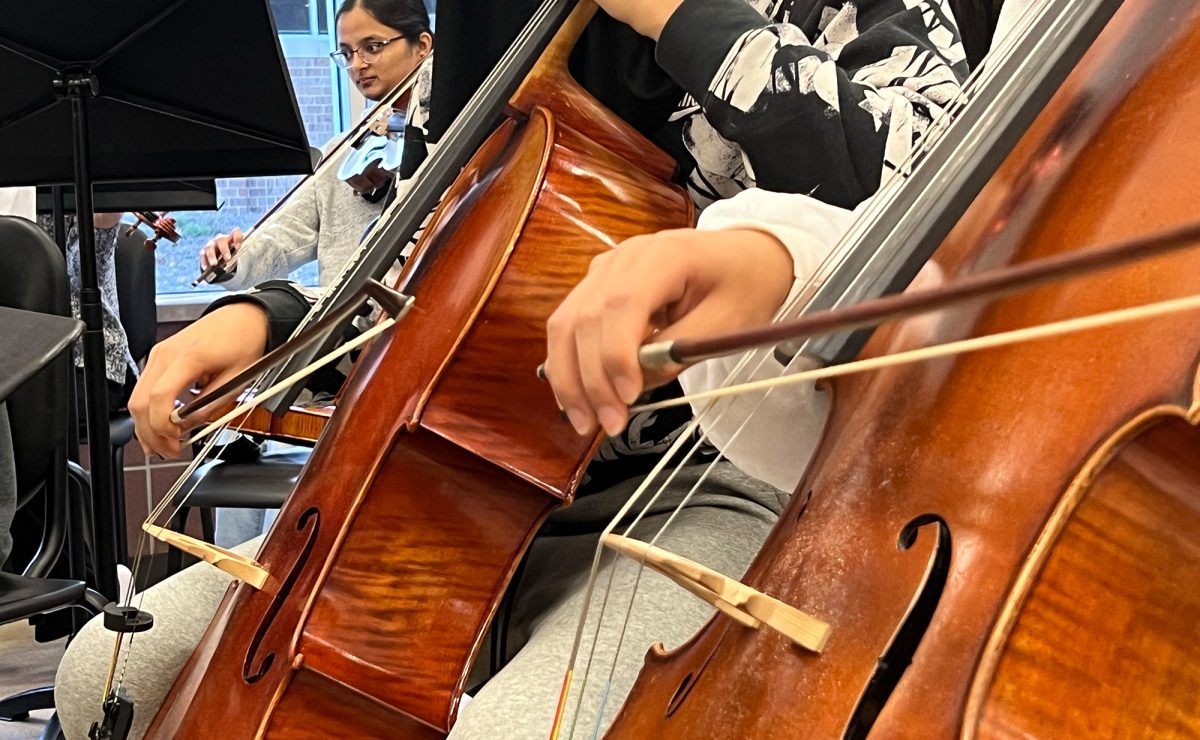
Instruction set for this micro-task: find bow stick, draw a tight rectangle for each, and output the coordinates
[536,221,1200,382]
[668,221,1200,370]
[142,279,412,579]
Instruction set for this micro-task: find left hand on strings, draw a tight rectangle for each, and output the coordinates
[544,227,794,438]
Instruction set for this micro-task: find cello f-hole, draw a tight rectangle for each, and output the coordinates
[843,514,952,740]
[242,507,321,684]
[663,622,738,718]
[665,672,694,716]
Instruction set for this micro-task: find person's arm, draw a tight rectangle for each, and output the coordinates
[0,187,35,220]
[200,159,329,291]
[544,225,795,437]
[129,282,314,458]
[544,187,858,438]
[603,0,970,208]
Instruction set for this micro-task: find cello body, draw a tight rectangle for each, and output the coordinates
[145,6,693,737]
[608,0,1200,736]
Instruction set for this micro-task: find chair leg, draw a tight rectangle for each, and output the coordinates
[200,507,216,544]
[166,506,189,575]
[39,711,63,740]
[110,444,129,566]
[0,685,54,722]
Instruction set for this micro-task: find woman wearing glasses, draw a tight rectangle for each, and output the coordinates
[196,0,432,292]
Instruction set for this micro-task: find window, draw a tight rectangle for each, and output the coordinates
[155,0,345,298]
[269,0,329,34]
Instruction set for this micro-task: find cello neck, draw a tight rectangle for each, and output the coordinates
[258,0,582,415]
[518,0,597,91]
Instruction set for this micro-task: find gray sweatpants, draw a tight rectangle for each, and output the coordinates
[55,462,784,739]
[0,403,15,565]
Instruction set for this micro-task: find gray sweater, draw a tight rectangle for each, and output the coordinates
[219,139,385,291]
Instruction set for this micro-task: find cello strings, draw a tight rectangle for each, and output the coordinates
[125,71,426,564]
[110,0,566,694]
[117,53,433,607]
[111,0,1050,715]
[110,69,428,686]
[110,0,566,688]
[558,2,1058,731]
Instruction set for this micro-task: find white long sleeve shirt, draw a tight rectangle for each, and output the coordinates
[679,189,859,492]
[0,187,35,221]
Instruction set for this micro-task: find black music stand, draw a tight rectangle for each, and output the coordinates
[0,0,313,599]
[0,307,84,404]
[37,181,219,216]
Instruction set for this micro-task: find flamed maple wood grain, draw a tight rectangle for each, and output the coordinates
[975,417,1200,738]
[145,4,693,733]
[606,1,1200,737]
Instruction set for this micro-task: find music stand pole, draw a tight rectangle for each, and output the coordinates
[2,0,314,607]
[61,71,120,601]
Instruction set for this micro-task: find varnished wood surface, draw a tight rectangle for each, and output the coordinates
[976,417,1200,738]
[607,1,1200,737]
[146,11,692,733]
[263,667,444,739]
[232,404,332,446]
[299,429,559,728]
[511,1,676,182]
[423,120,694,494]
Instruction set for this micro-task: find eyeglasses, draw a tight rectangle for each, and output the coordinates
[330,35,405,69]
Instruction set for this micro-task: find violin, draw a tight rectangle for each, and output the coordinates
[338,103,407,196]
[591,0,1200,736]
[191,64,425,287]
[126,210,179,249]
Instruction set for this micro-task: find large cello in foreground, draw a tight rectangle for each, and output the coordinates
[144,3,692,737]
[606,0,1200,736]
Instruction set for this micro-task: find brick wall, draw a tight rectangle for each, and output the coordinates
[218,55,338,218]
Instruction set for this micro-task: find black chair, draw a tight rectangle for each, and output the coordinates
[113,227,157,372]
[105,226,158,563]
[166,444,308,574]
[0,216,106,740]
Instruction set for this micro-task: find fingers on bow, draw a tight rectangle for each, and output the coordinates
[545,244,687,437]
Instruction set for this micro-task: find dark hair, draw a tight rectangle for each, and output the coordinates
[335,0,432,41]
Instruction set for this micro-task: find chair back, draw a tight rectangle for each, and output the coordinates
[114,227,157,364]
[0,216,72,576]
[0,217,71,504]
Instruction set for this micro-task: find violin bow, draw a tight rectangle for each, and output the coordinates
[639,220,1200,370]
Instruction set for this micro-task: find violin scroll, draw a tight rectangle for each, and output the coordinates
[128,210,180,250]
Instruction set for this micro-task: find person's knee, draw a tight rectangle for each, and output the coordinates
[55,534,266,739]
[55,610,115,739]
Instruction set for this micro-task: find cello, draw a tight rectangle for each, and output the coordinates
[137,2,693,737]
[589,0,1200,736]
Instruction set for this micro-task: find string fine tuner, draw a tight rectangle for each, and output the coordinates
[89,687,135,740]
